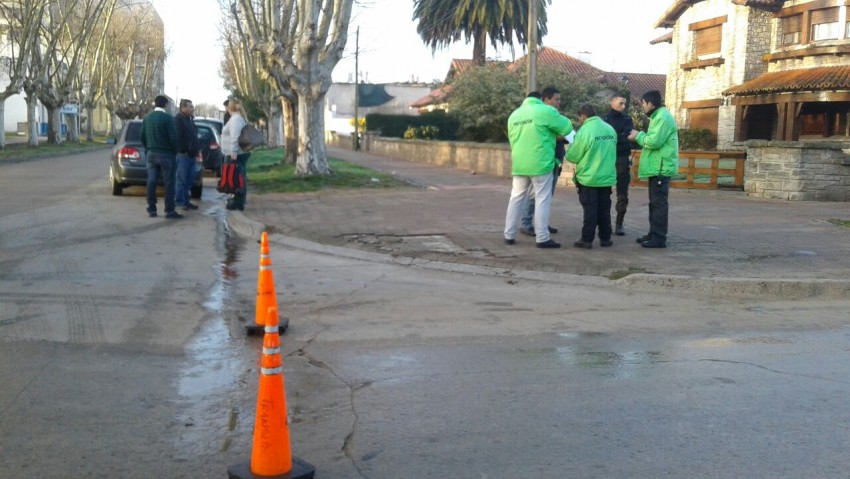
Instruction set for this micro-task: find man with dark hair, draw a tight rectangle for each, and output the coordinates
[140,94,181,219]
[520,86,566,237]
[503,91,573,248]
[602,94,634,236]
[223,98,231,124]
[174,99,200,210]
[565,103,617,249]
[628,90,679,248]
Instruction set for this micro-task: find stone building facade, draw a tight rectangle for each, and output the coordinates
[657,0,850,149]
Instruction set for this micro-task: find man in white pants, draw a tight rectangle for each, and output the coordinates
[503,91,574,248]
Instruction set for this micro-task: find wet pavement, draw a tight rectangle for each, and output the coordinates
[232,146,850,299]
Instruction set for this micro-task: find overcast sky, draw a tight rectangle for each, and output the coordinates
[153,0,672,106]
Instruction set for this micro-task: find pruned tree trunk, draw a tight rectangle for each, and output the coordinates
[46,106,62,144]
[65,113,80,143]
[268,109,283,149]
[85,106,94,142]
[26,96,39,146]
[283,96,297,165]
[295,95,330,176]
[0,102,6,149]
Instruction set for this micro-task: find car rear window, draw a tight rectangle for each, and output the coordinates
[197,125,214,142]
[125,122,142,142]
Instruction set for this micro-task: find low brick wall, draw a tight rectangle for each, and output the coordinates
[743,140,850,201]
[328,131,512,177]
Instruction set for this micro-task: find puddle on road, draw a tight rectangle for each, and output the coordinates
[174,204,252,457]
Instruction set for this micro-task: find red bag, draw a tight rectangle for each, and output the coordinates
[217,161,245,194]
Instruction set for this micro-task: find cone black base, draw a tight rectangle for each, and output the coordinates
[245,316,290,336]
[227,456,315,479]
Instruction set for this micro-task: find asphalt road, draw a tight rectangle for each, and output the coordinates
[1,151,849,478]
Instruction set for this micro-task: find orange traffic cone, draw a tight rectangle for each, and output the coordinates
[228,307,316,479]
[247,232,288,335]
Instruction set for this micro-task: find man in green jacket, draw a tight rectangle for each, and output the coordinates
[504,92,573,248]
[140,95,180,219]
[565,104,617,249]
[628,90,679,248]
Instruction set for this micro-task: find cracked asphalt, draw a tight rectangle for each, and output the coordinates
[223,144,850,477]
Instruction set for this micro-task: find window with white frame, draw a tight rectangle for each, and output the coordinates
[810,7,839,41]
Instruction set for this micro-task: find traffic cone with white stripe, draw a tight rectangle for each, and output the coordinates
[228,306,316,479]
[247,232,288,335]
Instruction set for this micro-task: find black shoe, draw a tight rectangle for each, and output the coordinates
[636,234,651,243]
[573,240,592,249]
[641,239,666,248]
[519,227,535,236]
[600,240,614,247]
[548,226,558,234]
[536,239,561,248]
[614,225,625,236]
[505,238,515,245]
[148,211,157,218]
[226,203,237,210]
[165,212,184,219]
[182,202,199,210]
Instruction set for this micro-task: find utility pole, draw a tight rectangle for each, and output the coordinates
[353,27,361,150]
[526,0,538,94]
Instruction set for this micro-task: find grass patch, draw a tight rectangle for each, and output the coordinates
[0,140,109,162]
[827,219,850,227]
[245,148,410,194]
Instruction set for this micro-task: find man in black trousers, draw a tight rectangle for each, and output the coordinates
[602,94,634,236]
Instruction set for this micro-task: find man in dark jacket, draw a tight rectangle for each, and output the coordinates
[174,99,200,210]
[601,94,634,236]
[140,95,180,219]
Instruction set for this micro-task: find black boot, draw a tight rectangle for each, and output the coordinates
[615,213,625,236]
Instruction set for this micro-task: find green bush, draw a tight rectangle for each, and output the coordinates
[404,125,440,140]
[678,128,714,150]
[366,110,458,140]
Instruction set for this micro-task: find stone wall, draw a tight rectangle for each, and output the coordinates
[328,132,514,179]
[744,141,850,201]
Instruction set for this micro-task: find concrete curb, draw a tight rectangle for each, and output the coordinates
[227,211,850,299]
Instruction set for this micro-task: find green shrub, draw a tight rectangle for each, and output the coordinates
[678,128,714,150]
[366,110,458,140]
[404,125,440,140]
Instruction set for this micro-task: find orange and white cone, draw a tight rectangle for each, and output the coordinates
[227,307,315,479]
[255,232,278,328]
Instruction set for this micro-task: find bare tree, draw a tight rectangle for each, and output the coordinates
[31,0,118,144]
[101,3,166,136]
[73,0,119,142]
[194,102,219,119]
[227,0,298,166]
[233,0,353,176]
[0,0,47,148]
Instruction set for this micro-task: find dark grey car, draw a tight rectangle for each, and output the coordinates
[109,120,203,198]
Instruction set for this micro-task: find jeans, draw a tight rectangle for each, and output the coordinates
[175,154,196,206]
[577,184,613,242]
[647,176,670,242]
[228,153,249,208]
[521,165,560,230]
[614,156,631,224]
[504,173,554,243]
[146,151,177,214]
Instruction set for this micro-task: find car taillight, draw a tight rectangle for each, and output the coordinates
[209,142,220,150]
[118,146,141,164]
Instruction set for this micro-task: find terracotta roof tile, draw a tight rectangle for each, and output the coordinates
[602,72,668,101]
[723,65,850,96]
[650,31,673,45]
[510,47,605,78]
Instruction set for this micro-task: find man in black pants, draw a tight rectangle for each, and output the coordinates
[602,94,634,236]
[141,95,181,219]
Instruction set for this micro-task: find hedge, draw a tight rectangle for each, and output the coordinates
[365,110,459,140]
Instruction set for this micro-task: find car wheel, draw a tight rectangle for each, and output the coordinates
[110,167,123,196]
[191,184,203,199]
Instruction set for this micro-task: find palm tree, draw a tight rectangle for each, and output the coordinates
[412,0,550,66]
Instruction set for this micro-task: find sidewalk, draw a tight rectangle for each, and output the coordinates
[229,146,850,298]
